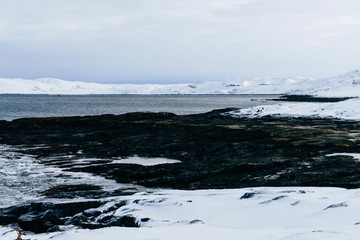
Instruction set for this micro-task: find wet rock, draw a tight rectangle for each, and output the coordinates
[0,205,31,225]
[79,223,107,229]
[65,213,89,226]
[240,192,257,199]
[259,195,288,204]
[0,200,104,233]
[109,215,138,227]
[83,209,102,218]
[97,215,113,223]
[0,214,17,225]
[189,219,204,224]
[40,183,117,199]
[105,201,127,213]
[140,218,150,222]
[323,202,348,210]
[52,201,104,217]
[18,211,57,233]
[66,208,138,229]
[47,225,60,232]
[42,184,103,198]
[43,210,60,223]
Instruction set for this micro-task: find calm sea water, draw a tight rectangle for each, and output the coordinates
[0,94,280,121]
[0,94,281,207]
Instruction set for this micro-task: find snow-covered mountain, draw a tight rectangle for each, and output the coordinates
[0,76,308,95]
[1,69,360,96]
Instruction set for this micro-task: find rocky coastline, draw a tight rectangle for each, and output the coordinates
[1,108,360,233]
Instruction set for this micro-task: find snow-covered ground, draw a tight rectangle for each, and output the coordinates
[212,69,360,121]
[1,187,360,240]
[229,97,360,120]
[1,69,360,96]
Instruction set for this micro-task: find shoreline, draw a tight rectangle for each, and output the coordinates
[1,105,360,235]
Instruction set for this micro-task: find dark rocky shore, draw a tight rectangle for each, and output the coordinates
[272,95,353,102]
[1,108,360,189]
[1,108,360,233]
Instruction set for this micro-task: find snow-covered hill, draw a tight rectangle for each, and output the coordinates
[289,69,360,97]
[228,69,360,120]
[1,69,360,96]
[0,76,308,95]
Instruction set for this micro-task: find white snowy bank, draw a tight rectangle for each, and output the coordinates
[229,98,360,121]
[1,187,360,240]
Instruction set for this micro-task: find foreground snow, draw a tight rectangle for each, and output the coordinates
[1,69,360,96]
[1,187,360,240]
[229,98,360,120]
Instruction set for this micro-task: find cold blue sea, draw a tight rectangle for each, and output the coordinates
[0,94,280,121]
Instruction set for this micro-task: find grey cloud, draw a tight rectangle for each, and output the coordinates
[0,0,359,83]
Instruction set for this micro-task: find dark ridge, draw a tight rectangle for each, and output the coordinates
[272,95,353,102]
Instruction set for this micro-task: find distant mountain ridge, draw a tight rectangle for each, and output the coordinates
[1,70,360,97]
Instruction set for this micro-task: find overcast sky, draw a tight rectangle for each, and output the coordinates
[0,0,360,83]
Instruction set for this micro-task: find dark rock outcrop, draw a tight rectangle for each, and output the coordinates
[0,201,104,233]
[1,108,360,232]
[0,200,135,233]
[273,95,353,102]
[0,109,360,190]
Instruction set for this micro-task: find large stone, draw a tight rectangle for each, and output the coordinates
[0,200,104,233]
[18,211,51,233]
